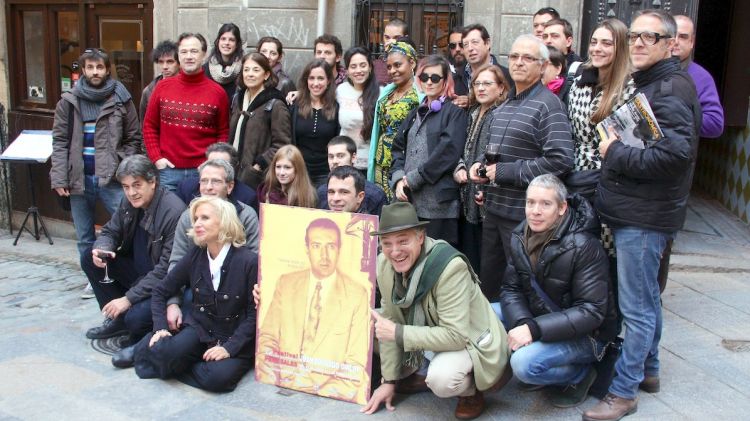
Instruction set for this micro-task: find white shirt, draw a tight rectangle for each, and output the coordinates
[336,82,369,170]
[207,243,231,291]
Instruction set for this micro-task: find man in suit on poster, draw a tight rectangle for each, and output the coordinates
[256,218,371,404]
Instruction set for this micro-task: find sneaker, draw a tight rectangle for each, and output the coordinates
[80,284,95,299]
[549,368,597,408]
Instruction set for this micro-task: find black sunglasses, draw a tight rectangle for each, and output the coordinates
[419,73,444,83]
[448,42,461,50]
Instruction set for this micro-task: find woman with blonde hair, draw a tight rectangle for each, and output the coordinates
[134,196,258,393]
[257,145,317,208]
[453,64,510,271]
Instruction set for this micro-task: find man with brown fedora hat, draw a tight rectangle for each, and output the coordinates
[362,202,511,419]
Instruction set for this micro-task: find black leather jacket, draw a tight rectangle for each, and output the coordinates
[94,186,185,304]
[500,194,618,343]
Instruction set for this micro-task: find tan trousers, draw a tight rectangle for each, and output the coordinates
[425,349,475,398]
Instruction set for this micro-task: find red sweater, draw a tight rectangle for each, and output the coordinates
[143,70,229,168]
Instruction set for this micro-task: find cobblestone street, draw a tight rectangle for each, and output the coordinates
[0,193,749,420]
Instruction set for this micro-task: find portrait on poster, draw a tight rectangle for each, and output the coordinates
[255,204,378,405]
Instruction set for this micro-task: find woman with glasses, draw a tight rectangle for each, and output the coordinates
[134,196,257,393]
[368,39,423,202]
[229,52,291,189]
[204,23,244,108]
[390,54,467,246]
[257,145,317,208]
[337,46,380,172]
[566,18,635,256]
[453,64,510,271]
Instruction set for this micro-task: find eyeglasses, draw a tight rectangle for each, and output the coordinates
[419,73,444,83]
[508,53,542,64]
[626,31,672,45]
[448,42,461,50]
[472,81,497,88]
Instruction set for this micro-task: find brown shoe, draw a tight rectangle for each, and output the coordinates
[639,376,660,393]
[396,372,429,394]
[582,393,638,421]
[455,390,485,420]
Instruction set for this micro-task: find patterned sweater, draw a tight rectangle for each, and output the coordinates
[479,81,574,221]
[143,70,229,169]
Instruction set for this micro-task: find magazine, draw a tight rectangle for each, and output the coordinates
[596,93,663,149]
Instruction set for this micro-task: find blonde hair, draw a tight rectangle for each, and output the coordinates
[187,196,246,248]
[262,145,317,208]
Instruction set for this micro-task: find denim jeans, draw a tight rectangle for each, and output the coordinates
[511,336,605,386]
[159,168,198,192]
[609,226,672,399]
[69,175,123,257]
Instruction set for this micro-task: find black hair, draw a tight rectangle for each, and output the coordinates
[328,165,365,195]
[210,23,243,65]
[534,7,560,19]
[343,46,379,140]
[328,135,357,156]
[151,40,178,62]
[462,24,490,41]
[177,32,208,52]
[314,34,343,57]
[237,52,278,91]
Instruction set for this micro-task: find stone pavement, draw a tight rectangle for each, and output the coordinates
[0,191,749,420]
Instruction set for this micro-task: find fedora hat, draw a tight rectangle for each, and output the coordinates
[372,202,430,235]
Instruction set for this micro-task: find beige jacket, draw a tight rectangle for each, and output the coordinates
[376,237,510,391]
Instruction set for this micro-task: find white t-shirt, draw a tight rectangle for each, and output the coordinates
[336,82,369,170]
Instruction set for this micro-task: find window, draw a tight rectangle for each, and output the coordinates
[356,0,464,58]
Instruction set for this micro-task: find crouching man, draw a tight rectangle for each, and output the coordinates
[81,155,185,367]
[364,202,511,419]
[500,174,618,407]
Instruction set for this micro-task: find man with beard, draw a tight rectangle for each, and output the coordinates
[51,47,142,297]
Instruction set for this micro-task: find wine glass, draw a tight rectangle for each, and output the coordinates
[98,252,113,284]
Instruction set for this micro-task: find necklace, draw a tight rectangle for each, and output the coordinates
[389,86,411,104]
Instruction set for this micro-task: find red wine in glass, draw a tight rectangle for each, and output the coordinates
[485,144,501,165]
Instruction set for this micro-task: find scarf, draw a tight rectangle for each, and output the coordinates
[390,241,445,369]
[207,55,242,85]
[72,77,131,122]
[523,218,561,268]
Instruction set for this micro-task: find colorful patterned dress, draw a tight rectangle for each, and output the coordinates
[373,88,419,201]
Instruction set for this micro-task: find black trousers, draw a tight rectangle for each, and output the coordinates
[134,325,253,393]
[479,213,520,301]
[458,216,482,273]
[421,217,459,248]
[81,245,153,341]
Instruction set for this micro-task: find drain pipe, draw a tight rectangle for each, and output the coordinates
[317,0,327,36]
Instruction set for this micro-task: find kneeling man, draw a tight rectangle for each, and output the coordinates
[500,174,617,407]
[365,202,510,419]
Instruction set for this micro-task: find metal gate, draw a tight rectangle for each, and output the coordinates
[355,0,464,58]
[580,0,699,57]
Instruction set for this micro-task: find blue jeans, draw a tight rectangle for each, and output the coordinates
[159,168,198,192]
[511,336,605,386]
[69,175,123,257]
[609,226,672,399]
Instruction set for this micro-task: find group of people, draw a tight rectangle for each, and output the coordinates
[47,5,723,420]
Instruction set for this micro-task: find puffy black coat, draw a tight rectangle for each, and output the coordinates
[500,194,618,343]
[595,57,701,232]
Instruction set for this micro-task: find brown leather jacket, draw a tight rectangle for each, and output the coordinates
[50,91,142,194]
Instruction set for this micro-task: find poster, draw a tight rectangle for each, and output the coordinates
[255,204,378,405]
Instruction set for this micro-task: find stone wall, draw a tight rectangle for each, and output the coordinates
[155,0,354,85]
[465,0,583,65]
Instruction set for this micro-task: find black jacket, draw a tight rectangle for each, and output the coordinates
[595,57,701,232]
[390,100,468,204]
[152,245,258,357]
[500,194,618,343]
[94,186,185,304]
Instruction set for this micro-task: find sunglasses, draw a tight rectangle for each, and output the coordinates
[448,42,461,50]
[419,73,444,83]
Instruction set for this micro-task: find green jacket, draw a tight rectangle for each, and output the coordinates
[376,237,510,391]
